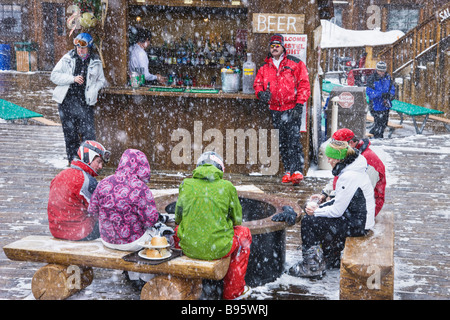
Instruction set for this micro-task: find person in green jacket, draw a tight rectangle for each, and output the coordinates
[174,151,252,300]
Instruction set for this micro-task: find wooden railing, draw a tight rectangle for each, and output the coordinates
[320,47,367,73]
[377,2,450,74]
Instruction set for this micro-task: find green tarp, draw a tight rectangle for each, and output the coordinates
[0,99,42,120]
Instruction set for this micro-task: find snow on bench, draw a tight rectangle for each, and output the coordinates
[340,211,394,300]
[3,235,230,300]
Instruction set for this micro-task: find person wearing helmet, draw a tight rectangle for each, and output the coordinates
[50,32,106,163]
[129,28,166,84]
[173,151,253,300]
[366,61,395,138]
[47,140,110,241]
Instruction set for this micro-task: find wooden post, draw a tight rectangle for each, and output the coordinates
[31,264,94,300]
[140,275,203,300]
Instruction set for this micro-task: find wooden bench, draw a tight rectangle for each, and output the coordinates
[428,115,450,132]
[3,235,230,300]
[366,114,403,138]
[340,211,394,300]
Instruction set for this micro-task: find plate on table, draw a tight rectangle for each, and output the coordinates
[137,239,171,249]
[138,248,172,260]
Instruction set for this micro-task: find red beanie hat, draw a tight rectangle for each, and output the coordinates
[332,128,355,142]
[269,34,285,47]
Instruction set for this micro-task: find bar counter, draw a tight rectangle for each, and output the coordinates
[94,86,287,175]
[101,86,258,100]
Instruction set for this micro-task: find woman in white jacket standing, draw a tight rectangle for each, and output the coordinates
[51,33,106,163]
[289,140,375,278]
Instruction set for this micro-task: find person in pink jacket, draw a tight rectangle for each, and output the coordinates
[88,149,159,251]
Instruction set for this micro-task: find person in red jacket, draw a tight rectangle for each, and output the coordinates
[320,128,386,216]
[253,34,311,185]
[47,140,111,241]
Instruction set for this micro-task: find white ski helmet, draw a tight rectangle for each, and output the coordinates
[77,140,111,165]
[196,151,225,172]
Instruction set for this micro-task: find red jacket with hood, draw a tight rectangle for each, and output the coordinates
[47,160,99,240]
[254,54,311,111]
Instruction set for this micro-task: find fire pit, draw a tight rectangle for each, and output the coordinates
[155,191,301,287]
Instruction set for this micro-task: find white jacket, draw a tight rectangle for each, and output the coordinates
[129,44,157,81]
[314,154,375,230]
[51,50,106,106]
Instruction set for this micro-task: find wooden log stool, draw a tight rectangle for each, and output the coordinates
[140,275,203,300]
[339,211,394,300]
[32,264,94,300]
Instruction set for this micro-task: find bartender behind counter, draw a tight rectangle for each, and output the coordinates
[129,29,166,85]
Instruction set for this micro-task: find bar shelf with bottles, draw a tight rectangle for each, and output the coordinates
[128,3,253,92]
[146,33,248,89]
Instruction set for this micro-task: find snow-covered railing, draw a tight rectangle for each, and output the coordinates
[377,2,450,75]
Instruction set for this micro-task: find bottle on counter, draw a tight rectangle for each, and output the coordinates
[242,53,256,94]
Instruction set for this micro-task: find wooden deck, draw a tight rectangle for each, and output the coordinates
[0,122,449,300]
[0,72,449,300]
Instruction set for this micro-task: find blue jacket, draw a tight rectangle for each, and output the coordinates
[366,73,395,112]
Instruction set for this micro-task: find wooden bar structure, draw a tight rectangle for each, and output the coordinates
[61,0,329,175]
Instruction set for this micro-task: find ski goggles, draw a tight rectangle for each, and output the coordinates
[74,38,90,48]
[87,144,111,163]
[102,150,111,163]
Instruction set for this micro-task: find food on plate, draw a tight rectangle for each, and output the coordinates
[151,236,168,247]
[145,248,162,258]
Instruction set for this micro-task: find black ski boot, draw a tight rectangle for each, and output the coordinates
[288,245,326,279]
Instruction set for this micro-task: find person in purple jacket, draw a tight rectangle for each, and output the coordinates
[88,149,159,251]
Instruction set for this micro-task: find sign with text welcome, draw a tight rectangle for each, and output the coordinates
[252,13,305,34]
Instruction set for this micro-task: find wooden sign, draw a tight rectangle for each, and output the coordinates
[437,7,449,23]
[252,13,305,34]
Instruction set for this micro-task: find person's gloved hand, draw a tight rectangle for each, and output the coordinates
[271,206,297,226]
[382,93,394,100]
[158,213,173,224]
[257,83,271,104]
[258,91,271,104]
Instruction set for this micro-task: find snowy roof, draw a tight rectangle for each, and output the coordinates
[321,20,405,48]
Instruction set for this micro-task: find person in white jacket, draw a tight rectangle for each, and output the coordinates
[289,139,375,278]
[51,33,106,163]
[129,29,165,84]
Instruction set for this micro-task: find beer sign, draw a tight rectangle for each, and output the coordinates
[252,13,305,34]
